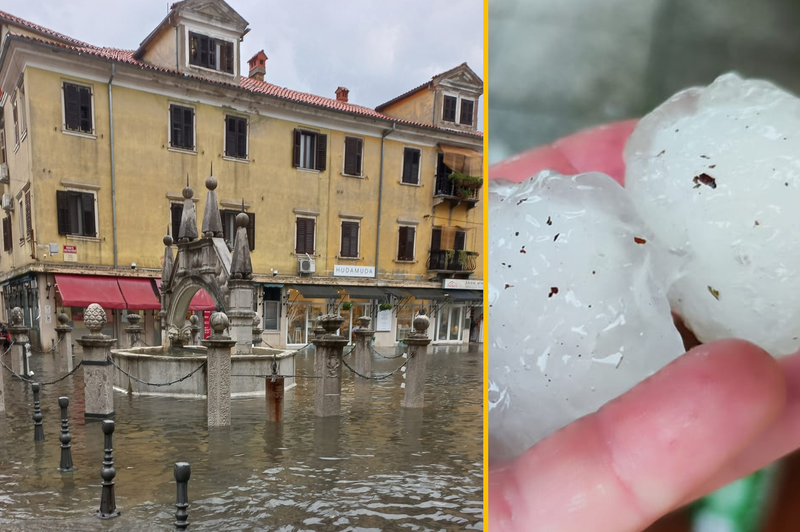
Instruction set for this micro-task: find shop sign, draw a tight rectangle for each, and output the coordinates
[333,265,375,278]
[442,278,483,290]
[203,312,211,339]
[376,309,392,332]
[63,245,77,262]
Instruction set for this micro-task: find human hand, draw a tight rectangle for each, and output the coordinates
[487,123,800,531]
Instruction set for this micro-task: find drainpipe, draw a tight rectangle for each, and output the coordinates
[375,123,396,277]
[108,64,119,347]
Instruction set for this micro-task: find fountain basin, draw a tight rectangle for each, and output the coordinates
[111,346,296,397]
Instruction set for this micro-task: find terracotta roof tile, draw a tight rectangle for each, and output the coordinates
[0,9,96,49]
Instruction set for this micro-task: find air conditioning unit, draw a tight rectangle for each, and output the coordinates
[0,163,8,184]
[298,257,315,274]
[1,194,13,212]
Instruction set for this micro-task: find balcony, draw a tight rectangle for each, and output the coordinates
[434,172,481,208]
[427,249,478,273]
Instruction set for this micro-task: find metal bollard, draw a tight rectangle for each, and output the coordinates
[57,397,76,472]
[174,462,191,531]
[32,382,44,442]
[96,420,120,519]
[266,376,284,423]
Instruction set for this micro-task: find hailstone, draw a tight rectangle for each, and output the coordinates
[625,73,800,356]
[488,171,684,463]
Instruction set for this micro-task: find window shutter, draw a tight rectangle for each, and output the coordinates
[56,190,71,235]
[406,227,415,260]
[295,218,306,254]
[64,83,79,130]
[237,118,247,158]
[460,100,474,125]
[343,137,356,175]
[431,227,442,251]
[171,203,183,238]
[225,41,234,73]
[199,35,209,67]
[292,129,301,167]
[410,150,420,183]
[190,33,199,65]
[171,105,183,148]
[305,218,315,254]
[184,108,194,150]
[79,86,92,132]
[225,116,236,157]
[402,149,411,182]
[316,134,327,171]
[398,226,407,260]
[356,138,363,175]
[247,212,255,251]
[341,221,358,257]
[81,193,96,237]
[3,217,10,251]
[443,96,457,122]
[24,189,31,240]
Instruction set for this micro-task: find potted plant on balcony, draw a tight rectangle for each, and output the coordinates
[447,172,483,199]
[379,302,393,311]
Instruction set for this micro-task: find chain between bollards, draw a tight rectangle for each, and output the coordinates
[369,345,407,359]
[57,396,76,472]
[174,462,191,530]
[96,420,120,519]
[32,382,45,442]
[107,356,206,387]
[342,356,409,380]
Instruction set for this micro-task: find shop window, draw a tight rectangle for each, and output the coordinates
[263,287,281,332]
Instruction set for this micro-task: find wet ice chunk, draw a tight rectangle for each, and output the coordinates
[488,171,684,463]
[625,73,800,356]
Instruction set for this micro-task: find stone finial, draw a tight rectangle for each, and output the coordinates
[189,314,199,326]
[10,307,23,326]
[84,304,107,335]
[201,164,223,238]
[230,203,253,279]
[178,174,198,242]
[317,314,345,335]
[57,311,69,325]
[126,313,141,327]
[163,234,173,247]
[209,312,229,337]
[252,313,261,327]
[412,309,430,335]
[358,315,372,328]
[162,231,175,284]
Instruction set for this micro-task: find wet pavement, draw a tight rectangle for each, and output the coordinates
[0,345,483,531]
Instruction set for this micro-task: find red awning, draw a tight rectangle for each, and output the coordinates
[155,280,216,311]
[118,278,161,310]
[55,274,127,309]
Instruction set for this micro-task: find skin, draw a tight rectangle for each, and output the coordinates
[487,122,800,531]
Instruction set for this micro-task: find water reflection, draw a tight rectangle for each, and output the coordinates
[0,345,483,530]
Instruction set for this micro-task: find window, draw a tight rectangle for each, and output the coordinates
[295,217,315,254]
[340,220,359,258]
[397,226,416,261]
[454,229,466,250]
[401,147,421,184]
[221,209,255,251]
[170,104,195,151]
[292,129,327,171]
[12,98,19,147]
[430,227,442,251]
[170,203,183,238]
[63,82,93,133]
[2,216,11,251]
[343,136,363,176]
[460,99,475,126]
[24,189,31,241]
[189,32,234,73]
[225,115,248,159]
[56,190,96,237]
[443,95,457,122]
[263,287,281,332]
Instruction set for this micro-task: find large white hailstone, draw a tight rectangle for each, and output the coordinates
[488,171,684,463]
[625,73,800,356]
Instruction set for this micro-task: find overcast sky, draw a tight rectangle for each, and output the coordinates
[1,0,483,128]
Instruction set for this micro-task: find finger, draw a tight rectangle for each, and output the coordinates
[682,350,800,502]
[488,119,638,184]
[488,339,786,532]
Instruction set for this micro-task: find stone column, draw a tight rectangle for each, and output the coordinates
[124,313,144,348]
[312,314,348,418]
[54,311,74,374]
[77,304,116,419]
[203,312,235,427]
[189,315,201,345]
[353,316,373,378]
[402,310,432,409]
[7,307,29,376]
[227,279,254,355]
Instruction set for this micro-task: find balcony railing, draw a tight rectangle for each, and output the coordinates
[434,173,480,202]
[427,249,478,272]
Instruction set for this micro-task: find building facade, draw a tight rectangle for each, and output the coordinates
[0,0,483,349]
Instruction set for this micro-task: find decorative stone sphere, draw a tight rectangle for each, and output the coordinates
[236,211,249,228]
[413,312,430,334]
[84,303,107,334]
[57,312,69,325]
[209,311,229,334]
[189,314,199,326]
[182,185,193,199]
[10,307,23,326]
[205,176,218,191]
[163,234,173,246]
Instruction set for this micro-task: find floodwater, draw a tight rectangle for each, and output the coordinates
[0,344,483,531]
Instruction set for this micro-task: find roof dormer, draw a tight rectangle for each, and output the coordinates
[134,0,249,84]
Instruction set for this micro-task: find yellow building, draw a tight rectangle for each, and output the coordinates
[0,0,483,349]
